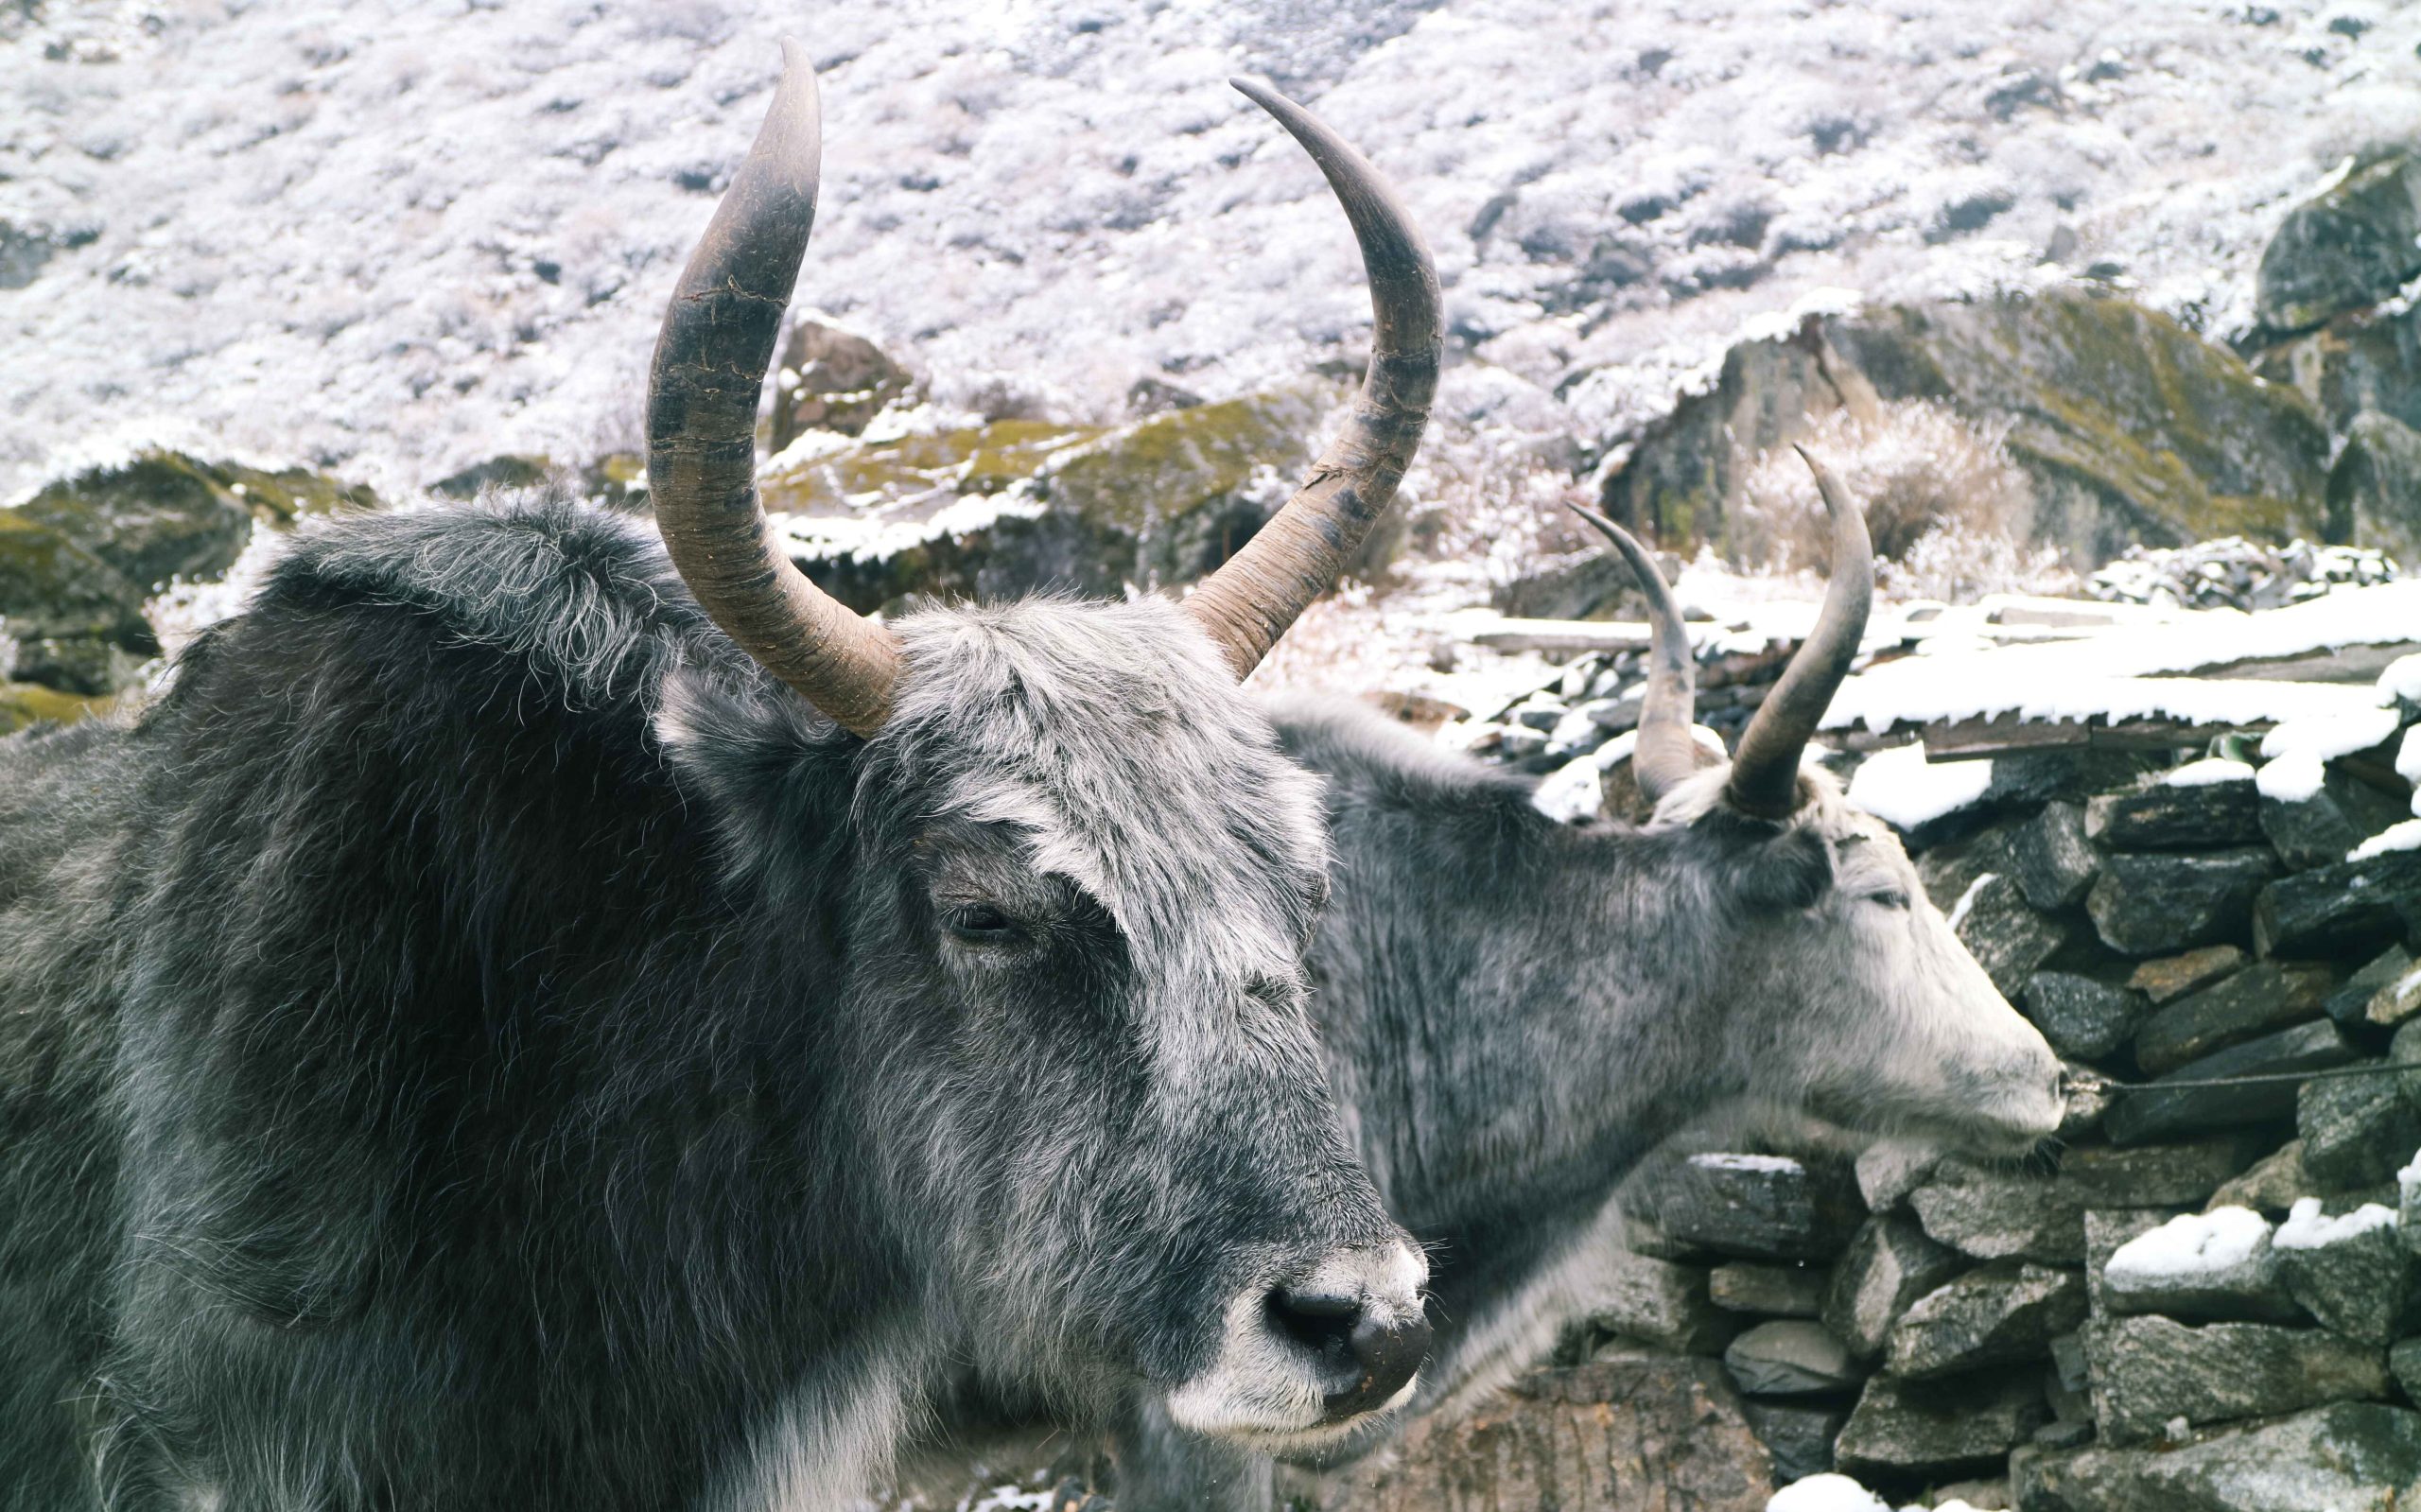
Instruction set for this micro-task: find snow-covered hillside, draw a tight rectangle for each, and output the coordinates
[4,0,2416,503]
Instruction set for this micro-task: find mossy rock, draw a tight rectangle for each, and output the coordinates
[0,510,148,645]
[432,454,554,499]
[759,380,1346,612]
[1598,288,2330,565]
[2256,153,2421,333]
[18,450,375,595]
[0,680,111,736]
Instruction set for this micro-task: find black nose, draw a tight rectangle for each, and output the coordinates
[1266,1284,1433,1422]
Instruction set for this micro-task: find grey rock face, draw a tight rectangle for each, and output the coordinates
[2259,759,2409,872]
[2331,410,2421,568]
[1834,1372,2047,1478]
[2204,1140,2312,1217]
[2103,1019,2362,1146]
[1579,1250,1744,1356]
[1825,1211,1966,1361]
[1722,1320,1863,1397]
[2023,971,2147,1061]
[2299,1072,2421,1191]
[1911,1165,2080,1264]
[1650,1153,1861,1263]
[2256,153,2421,330]
[2133,960,2335,1076]
[2003,802,2099,910]
[1855,1139,1942,1214]
[1740,1400,1845,1486]
[2256,849,2421,960]
[1708,1261,1828,1318]
[2087,779,2262,851]
[2086,1314,2388,1444]
[2088,848,2277,956]
[2272,1206,2416,1347]
[2014,1401,2421,1512]
[1957,874,2077,998]
[1884,1260,2088,1380]
[2327,945,2414,1030]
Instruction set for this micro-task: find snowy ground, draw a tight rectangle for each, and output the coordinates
[5,0,2418,510]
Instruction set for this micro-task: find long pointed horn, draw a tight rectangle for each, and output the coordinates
[1183,79,1441,679]
[1725,445,1872,818]
[647,39,903,738]
[1566,504,1704,805]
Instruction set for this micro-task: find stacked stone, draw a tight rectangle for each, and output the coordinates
[1543,731,2421,1509]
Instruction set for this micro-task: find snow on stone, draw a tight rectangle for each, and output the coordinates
[2401,1149,2421,1206]
[2255,752,2328,805]
[1846,742,1994,831]
[2381,653,2421,707]
[1946,872,1997,933]
[2106,1208,2273,1286]
[2163,757,2256,788]
[6,0,2418,505]
[1765,1472,1890,1512]
[1693,1153,1803,1175]
[2273,1196,2398,1250]
[1530,755,1604,824]
[1826,583,2421,737]
[2352,821,2421,862]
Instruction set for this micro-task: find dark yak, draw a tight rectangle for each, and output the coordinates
[918,461,2069,1510]
[0,43,1446,1511]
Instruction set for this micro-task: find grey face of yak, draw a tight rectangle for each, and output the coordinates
[1576,458,2065,1158]
[641,43,1441,1449]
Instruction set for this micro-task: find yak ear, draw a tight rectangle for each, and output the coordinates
[653,664,853,889]
[1732,824,1835,913]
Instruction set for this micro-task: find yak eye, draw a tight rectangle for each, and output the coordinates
[943,903,1020,945]
[1870,889,1910,911]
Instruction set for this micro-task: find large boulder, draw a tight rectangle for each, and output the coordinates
[767,318,915,450]
[2013,1401,2421,1512]
[1598,289,2330,565]
[1303,1354,1773,1512]
[2256,154,2421,333]
[2256,302,2421,436]
[2329,410,2421,566]
[760,380,1361,612]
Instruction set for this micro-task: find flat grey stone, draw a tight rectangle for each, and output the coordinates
[2272,1201,2417,1346]
[1854,1139,1940,1213]
[1647,1152,1861,1262]
[1957,873,2076,998]
[1576,1249,1742,1356]
[2129,945,2247,1006]
[1721,1319,1862,1397]
[2004,801,2099,910]
[1834,1372,2047,1477]
[1708,1261,1827,1318]
[2014,1400,2421,1512]
[2088,848,2276,956]
[2099,1207,2303,1324]
[2088,778,2262,851]
[1910,1163,2080,1263]
[1824,1211,1965,1361]
[1739,1400,1845,1485]
[2261,763,2407,872]
[2023,971,2148,1061]
[2299,1068,2421,1190]
[1883,1260,2087,1379]
[2086,1314,2389,1444]
[2256,847,2421,960]
[2133,959,2335,1076]
[2327,945,2414,1029]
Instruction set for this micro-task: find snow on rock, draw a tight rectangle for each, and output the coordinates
[2398,726,2421,795]
[2350,821,2421,862]
[1692,1153,1804,1175]
[1765,1473,1891,1512]
[2256,752,2328,805]
[2382,653,2421,707]
[2164,757,2256,788]
[2273,1196,2398,1250]
[1530,755,1604,825]
[4,0,2418,504]
[2107,1207,2273,1286]
[1846,742,1994,832]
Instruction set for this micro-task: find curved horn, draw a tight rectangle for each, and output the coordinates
[1183,79,1442,679]
[647,39,903,738]
[1725,445,1873,819]
[1567,504,1704,805]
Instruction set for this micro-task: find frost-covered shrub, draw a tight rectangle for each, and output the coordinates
[1731,401,2048,598]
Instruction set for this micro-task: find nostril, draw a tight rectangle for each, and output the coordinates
[1266,1284,1361,1371]
[1265,1283,1431,1422]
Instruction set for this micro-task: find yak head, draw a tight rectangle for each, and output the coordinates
[644,43,1435,1452]
[1578,460,2066,1159]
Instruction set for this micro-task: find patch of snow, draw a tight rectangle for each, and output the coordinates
[1590,730,1640,770]
[2400,1149,2421,1205]
[2256,752,2327,805]
[2273,1196,2398,1250]
[1766,1472,1890,1512]
[772,490,1049,562]
[2106,1208,2273,1285]
[1531,755,1604,824]
[1692,1153,1804,1175]
[1846,742,1994,832]
[2380,653,2421,707]
[1946,872,1997,934]
[2163,757,2256,788]
[2350,821,2421,862]
[2258,704,2404,765]
[2398,725,2421,789]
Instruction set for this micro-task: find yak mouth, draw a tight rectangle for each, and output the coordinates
[1196,1377,1421,1457]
